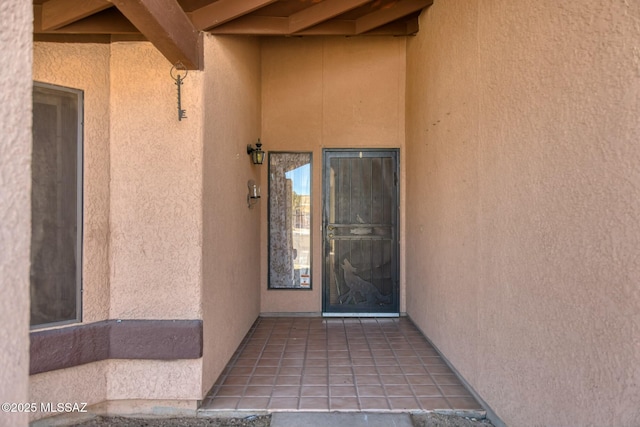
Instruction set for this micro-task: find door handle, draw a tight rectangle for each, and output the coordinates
[328,225,335,231]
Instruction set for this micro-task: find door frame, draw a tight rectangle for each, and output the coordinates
[321,148,400,317]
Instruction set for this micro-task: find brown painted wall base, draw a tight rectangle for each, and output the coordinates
[30,319,202,375]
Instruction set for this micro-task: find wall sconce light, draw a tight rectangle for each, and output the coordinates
[247,179,260,209]
[247,139,265,165]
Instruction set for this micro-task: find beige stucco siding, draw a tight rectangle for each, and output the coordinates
[260,37,407,314]
[0,1,32,426]
[109,42,203,321]
[201,34,263,395]
[33,42,112,324]
[30,43,112,420]
[406,1,640,426]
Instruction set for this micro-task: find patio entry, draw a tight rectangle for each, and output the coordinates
[322,149,399,316]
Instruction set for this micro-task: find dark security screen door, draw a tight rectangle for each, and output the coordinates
[323,149,399,316]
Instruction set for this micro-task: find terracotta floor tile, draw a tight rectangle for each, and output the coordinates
[248,376,276,386]
[357,385,385,397]
[215,386,245,397]
[384,384,414,397]
[330,396,360,411]
[307,350,328,358]
[276,376,302,386]
[359,397,390,411]
[431,374,462,385]
[206,317,480,414]
[354,375,381,385]
[353,366,377,375]
[329,375,354,386]
[352,358,375,366]
[235,357,258,367]
[302,375,327,385]
[388,396,419,410]
[330,385,356,397]
[268,397,299,410]
[301,386,328,397]
[402,365,428,375]
[373,357,398,366]
[407,375,435,385]
[282,358,304,367]
[299,397,329,410]
[447,397,483,409]
[257,359,280,367]
[394,350,417,357]
[304,367,328,376]
[279,366,303,376]
[329,366,352,375]
[397,356,422,366]
[380,375,408,385]
[271,386,300,397]
[229,366,253,375]
[440,385,473,397]
[253,366,278,376]
[412,385,442,396]
[262,351,283,359]
[237,397,270,410]
[376,365,403,375]
[418,397,451,410]
[328,357,351,366]
[371,349,395,357]
[427,365,455,375]
[244,386,273,397]
[222,376,250,386]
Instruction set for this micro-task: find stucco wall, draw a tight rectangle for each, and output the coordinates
[260,37,407,314]
[108,41,204,401]
[33,42,112,324]
[30,42,112,420]
[201,35,262,395]
[406,1,640,426]
[109,42,202,321]
[30,40,205,415]
[0,1,32,426]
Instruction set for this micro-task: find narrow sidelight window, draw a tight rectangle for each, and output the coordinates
[31,82,83,328]
[268,152,312,289]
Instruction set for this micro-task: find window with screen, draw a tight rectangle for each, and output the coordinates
[31,82,83,328]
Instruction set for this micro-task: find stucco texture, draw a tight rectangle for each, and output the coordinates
[33,42,112,324]
[30,361,108,422]
[0,1,32,426]
[30,40,205,415]
[260,37,407,314]
[201,34,262,396]
[406,1,640,426]
[109,42,202,320]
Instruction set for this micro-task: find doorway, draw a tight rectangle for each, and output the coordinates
[322,149,399,316]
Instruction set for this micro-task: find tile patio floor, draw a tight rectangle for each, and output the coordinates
[201,317,483,413]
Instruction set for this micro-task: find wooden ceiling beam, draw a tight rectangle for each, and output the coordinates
[190,0,279,31]
[288,0,371,34]
[40,0,113,31]
[111,0,202,70]
[355,0,432,34]
[35,7,140,35]
[208,15,417,36]
[207,16,289,35]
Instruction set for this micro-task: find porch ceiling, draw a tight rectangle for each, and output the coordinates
[33,0,432,69]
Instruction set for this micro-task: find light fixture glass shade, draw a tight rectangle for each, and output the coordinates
[247,139,264,165]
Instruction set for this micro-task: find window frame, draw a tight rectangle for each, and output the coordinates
[267,151,313,290]
[30,81,84,330]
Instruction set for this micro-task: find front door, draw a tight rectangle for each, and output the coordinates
[322,149,399,316]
